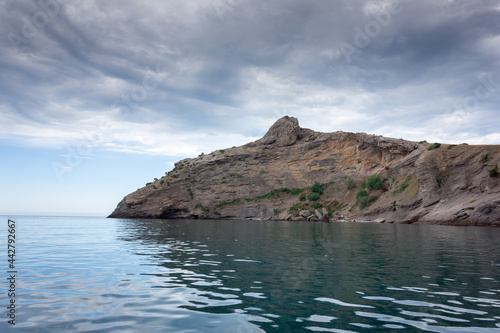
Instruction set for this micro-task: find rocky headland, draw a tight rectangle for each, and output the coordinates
[109,116,500,226]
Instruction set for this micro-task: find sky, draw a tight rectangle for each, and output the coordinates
[1,0,500,216]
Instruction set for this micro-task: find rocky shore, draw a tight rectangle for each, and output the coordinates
[109,116,500,226]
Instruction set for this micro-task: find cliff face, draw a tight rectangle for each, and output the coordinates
[109,116,500,226]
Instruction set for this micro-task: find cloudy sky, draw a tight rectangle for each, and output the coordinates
[1,0,499,215]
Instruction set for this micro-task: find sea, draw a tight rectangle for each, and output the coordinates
[1,216,500,332]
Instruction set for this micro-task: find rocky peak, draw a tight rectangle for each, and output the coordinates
[257,115,302,146]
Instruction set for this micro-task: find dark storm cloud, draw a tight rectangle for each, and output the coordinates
[1,0,499,153]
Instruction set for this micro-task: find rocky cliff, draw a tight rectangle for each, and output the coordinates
[109,116,500,226]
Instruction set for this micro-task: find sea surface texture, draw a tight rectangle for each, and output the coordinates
[2,216,500,332]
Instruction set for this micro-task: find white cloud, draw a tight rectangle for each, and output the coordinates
[1,0,500,156]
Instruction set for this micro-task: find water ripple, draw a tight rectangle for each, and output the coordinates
[6,216,500,332]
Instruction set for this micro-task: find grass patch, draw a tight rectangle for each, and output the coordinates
[346,178,356,190]
[215,199,241,209]
[289,203,307,216]
[255,188,303,200]
[324,200,346,215]
[397,175,411,193]
[194,203,210,212]
[223,173,243,180]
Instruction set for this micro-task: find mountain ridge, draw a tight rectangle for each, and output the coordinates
[109,116,500,226]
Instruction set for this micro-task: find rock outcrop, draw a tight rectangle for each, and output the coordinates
[109,116,500,226]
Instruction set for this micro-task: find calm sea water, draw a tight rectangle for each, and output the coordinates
[1,216,500,332]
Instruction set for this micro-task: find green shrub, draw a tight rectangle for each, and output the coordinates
[437,174,450,188]
[366,174,383,190]
[356,189,368,200]
[356,190,368,207]
[273,208,280,215]
[356,189,377,208]
[346,178,355,190]
[309,193,320,201]
[356,189,376,208]
[313,202,322,209]
[312,182,325,194]
[428,143,441,150]
[490,165,499,177]
[305,135,316,142]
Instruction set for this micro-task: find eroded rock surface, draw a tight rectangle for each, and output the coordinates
[109,117,500,226]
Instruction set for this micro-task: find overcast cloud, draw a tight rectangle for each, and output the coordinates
[2,0,500,157]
